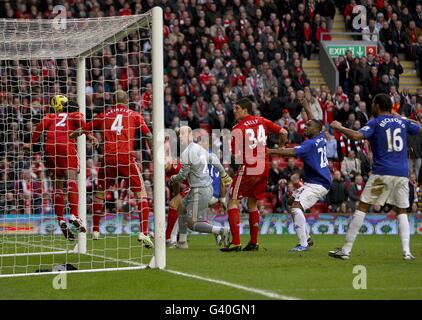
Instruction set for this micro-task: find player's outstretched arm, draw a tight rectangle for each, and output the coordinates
[392,112,422,132]
[267,147,296,157]
[330,120,365,141]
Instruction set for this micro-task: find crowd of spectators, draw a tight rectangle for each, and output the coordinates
[0,0,421,216]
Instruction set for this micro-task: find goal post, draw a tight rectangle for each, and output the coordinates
[151,6,165,270]
[0,7,165,277]
[76,56,87,255]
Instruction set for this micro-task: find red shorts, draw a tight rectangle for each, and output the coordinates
[230,165,269,201]
[44,143,79,178]
[98,154,146,194]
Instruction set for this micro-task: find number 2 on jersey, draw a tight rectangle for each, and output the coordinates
[56,113,68,127]
[246,125,267,149]
[111,114,124,135]
[318,146,328,168]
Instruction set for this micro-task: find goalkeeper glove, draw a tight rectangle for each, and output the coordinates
[169,175,178,187]
[221,172,233,187]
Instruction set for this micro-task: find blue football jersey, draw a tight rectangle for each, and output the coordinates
[294,132,332,190]
[208,162,221,198]
[359,115,420,177]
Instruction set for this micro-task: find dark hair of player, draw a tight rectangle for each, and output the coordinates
[235,97,253,114]
[310,119,323,132]
[66,100,79,113]
[373,93,392,113]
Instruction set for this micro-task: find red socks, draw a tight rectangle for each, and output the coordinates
[228,208,241,245]
[54,189,65,223]
[166,207,179,240]
[138,199,150,235]
[92,199,104,232]
[248,210,260,245]
[67,180,78,218]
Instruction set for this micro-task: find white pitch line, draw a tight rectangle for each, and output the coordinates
[165,269,300,300]
[1,240,300,299]
[278,287,422,292]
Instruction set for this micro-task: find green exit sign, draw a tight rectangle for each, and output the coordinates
[326,45,377,58]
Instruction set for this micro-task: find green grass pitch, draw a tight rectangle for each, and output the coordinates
[1,234,422,300]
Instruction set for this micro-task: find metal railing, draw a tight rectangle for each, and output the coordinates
[319,41,339,93]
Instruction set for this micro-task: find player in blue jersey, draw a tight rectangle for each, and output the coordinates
[269,99,332,252]
[329,93,422,260]
[208,160,227,209]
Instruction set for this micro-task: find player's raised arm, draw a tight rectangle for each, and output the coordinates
[330,120,365,141]
[299,97,315,121]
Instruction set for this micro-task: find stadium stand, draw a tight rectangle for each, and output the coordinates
[0,0,420,215]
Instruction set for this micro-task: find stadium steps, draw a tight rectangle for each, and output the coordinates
[302,59,327,90]
[317,8,422,93]
[397,60,421,94]
[331,8,353,41]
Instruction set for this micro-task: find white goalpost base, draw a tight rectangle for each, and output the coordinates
[0,7,165,277]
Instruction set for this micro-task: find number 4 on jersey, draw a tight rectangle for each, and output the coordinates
[246,125,267,149]
[111,114,124,135]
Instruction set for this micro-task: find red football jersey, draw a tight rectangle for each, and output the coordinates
[32,112,85,146]
[84,104,151,155]
[166,163,183,178]
[231,115,282,169]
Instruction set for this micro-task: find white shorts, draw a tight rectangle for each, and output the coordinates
[294,183,329,211]
[360,175,409,208]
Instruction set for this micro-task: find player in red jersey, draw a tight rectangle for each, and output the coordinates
[72,91,154,247]
[164,160,190,247]
[221,97,287,252]
[27,95,97,240]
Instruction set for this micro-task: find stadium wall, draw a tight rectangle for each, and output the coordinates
[1,213,421,236]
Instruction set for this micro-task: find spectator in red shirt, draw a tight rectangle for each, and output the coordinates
[176,96,191,120]
[230,66,246,87]
[302,22,315,60]
[199,66,214,90]
[119,3,132,16]
[316,21,332,43]
[213,27,229,50]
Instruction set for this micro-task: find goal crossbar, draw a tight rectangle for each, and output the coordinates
[0,14,150,60]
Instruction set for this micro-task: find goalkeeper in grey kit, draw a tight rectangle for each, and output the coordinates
[170,126,233,248]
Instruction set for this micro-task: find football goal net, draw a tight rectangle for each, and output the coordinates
[0,7,165,277]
